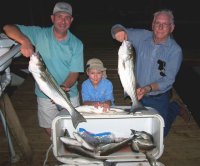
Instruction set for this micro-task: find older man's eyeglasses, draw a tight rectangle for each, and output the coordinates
[154,22,171,29]
[157,59,166,77]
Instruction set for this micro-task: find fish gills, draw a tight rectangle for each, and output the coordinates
[28,52,86,128]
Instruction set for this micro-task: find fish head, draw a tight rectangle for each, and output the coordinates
[28,52,44,74]
[30,52,40,63]
[118,40,134,62]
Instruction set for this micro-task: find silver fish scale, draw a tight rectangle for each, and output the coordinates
[28,52,86,128]
[118,41,146,113]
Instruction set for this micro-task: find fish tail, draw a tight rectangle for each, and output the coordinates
[130,102,147,113]
[71,108,87,128]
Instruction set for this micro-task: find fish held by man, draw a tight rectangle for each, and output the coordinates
[118,40,146,113]
[28,52,86,128]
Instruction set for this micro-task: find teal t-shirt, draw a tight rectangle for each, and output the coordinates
[17,25,84,98]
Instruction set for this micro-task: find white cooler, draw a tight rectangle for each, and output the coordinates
[51,106,165,166]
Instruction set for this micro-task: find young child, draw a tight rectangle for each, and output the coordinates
[81,58,114,112]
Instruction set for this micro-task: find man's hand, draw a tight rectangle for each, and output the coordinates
[137,85,153,100]
[137,87,147,100]
[20,39,34,57]
[115,31,128,42]
[60,85,70,92]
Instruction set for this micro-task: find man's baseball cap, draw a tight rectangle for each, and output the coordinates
[53,2,72,15]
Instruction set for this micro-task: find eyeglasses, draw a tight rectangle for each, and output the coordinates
[157,60,166,77]
[153,22,171,29]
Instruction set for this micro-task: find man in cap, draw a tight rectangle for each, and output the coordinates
[81,58,115,112]
[3,2,84,137]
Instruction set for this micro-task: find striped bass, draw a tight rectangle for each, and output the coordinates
[131,129,155,152]
[60,136,82,147]
[95,135,134,156]
[73,132,95,151]
[145,151,159,166]
[56,154,104,165]
[118,40,146,113]
[28,52,86,128]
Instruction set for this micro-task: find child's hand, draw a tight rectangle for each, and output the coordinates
[93,102,110,112]
[102,103,110,112]
[93,102,100,108]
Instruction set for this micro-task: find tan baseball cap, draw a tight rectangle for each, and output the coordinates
[86,58,107,78]
[53,2,72,15]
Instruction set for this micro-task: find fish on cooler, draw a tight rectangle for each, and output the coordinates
[60,136,82,147]
[73,132,95,151]
[76,105,128,114]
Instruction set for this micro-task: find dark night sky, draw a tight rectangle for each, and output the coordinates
[1,0,199,25]
[0,0,199,49]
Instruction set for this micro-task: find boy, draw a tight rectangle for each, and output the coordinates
[81,58,114,112]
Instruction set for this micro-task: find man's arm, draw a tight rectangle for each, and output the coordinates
[62,72,79,90]
[3,24,34,57]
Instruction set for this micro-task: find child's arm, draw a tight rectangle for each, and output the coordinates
[82,101,99,106]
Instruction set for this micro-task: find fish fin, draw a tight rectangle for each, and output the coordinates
[130,129,136,135]
[130,102,147,113]
[71,108,87,128]
[64,129,70,137]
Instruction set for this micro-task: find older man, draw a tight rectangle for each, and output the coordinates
[111,9,183,137]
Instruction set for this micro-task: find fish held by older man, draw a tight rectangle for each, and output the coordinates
[28,52,86,128]
[118,40,146,113]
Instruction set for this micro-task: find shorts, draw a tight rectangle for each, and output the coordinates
[37,95,80,128]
